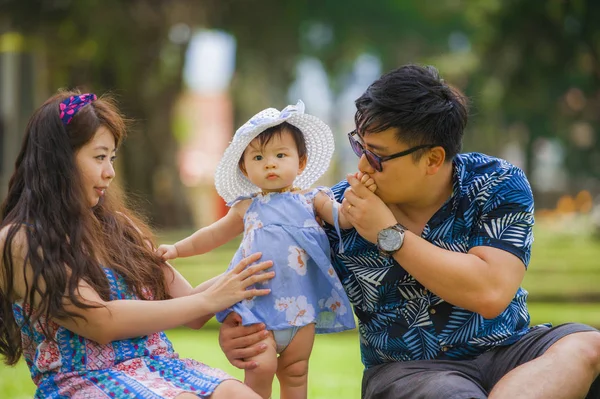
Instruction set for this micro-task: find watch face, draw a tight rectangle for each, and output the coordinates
[379,228,402,252]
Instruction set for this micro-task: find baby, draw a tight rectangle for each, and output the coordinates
[158,100,375,399]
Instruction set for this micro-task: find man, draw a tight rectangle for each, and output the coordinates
[219,65,600,398]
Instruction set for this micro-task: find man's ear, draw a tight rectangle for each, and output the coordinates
[424,146,446,175]
[298,156,307,175]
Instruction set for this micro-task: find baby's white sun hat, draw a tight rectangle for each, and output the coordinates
[215,100,334,204]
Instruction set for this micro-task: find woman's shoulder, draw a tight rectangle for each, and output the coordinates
[0,224,31,301]
[0,223,30,253]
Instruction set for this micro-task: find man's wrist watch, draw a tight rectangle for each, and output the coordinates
[376,224,407,257]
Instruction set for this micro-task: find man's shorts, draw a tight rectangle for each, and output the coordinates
[362,323,600,399]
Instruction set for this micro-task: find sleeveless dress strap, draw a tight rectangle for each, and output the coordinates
[331,201,345,254]
[315,186,344,253]
[226,193,256,207]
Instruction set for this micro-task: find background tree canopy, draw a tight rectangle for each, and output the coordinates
[1,0,598,225]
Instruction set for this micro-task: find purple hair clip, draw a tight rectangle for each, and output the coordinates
[59,93,97,125]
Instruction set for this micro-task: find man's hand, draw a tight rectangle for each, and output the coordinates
[341,173,396,243]
[218,312,271,369]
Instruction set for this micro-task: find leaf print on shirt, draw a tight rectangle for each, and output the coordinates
[288,245,308,276]
[482,211,532,246]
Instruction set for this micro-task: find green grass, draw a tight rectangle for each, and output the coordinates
[1,223,599,397]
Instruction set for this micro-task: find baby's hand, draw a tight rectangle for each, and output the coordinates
[356,172,377,193]
[156,244,178,260]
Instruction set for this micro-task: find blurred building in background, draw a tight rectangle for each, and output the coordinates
[178,29,235,227]
[1,0,599,230]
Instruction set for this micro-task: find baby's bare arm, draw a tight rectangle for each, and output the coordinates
[314,192,352,229]
[173,202,247,257]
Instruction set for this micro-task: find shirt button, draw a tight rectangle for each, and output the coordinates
[422,288,429,295]
[429,308,436,315]
[441,346,449,352]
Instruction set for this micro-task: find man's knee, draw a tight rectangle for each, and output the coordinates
[548,331,600,374]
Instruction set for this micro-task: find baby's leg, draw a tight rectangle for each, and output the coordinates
[244,332,278,399]
[276,323,316,399]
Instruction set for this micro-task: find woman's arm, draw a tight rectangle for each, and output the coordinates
[162,263,225,329]
[64,253,271,344]
[5,226,273,345]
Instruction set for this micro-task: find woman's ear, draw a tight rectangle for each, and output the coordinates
[298,156,307,175]
[424,146,446,175]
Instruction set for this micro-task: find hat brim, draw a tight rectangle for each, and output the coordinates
[215,110,334,204]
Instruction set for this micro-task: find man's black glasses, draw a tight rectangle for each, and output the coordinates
[347,130,437,172]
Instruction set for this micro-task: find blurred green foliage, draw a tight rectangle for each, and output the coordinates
[2,0,599,224]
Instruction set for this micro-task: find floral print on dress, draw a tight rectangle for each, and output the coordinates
[275,295,316,326]
[12,267,235,398]
[286,295,316,326]
[287,245,308,276]
[216,187,355,334]
[319,289,350,316]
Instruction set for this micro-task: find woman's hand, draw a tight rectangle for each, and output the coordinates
[202,252,274,314]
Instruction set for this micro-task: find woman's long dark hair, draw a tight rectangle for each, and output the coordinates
[0,90,169,366]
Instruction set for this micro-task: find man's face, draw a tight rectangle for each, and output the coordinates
[356,128,428,205]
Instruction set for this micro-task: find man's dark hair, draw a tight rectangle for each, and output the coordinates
[355,64,468,161]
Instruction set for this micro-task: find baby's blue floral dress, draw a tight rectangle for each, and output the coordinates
[216,187,356,334]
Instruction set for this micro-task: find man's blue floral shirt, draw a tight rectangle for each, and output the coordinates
[325,153,535,369]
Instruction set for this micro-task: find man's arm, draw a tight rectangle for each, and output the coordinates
[219,313,271,369]
[342,173,532,319]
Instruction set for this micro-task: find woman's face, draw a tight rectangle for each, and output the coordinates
[75,126,116,207]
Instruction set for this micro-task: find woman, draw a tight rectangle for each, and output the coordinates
[0,91,274,398]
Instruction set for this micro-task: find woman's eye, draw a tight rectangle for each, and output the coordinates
[110,156,117,164]
[96,155,106,161]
